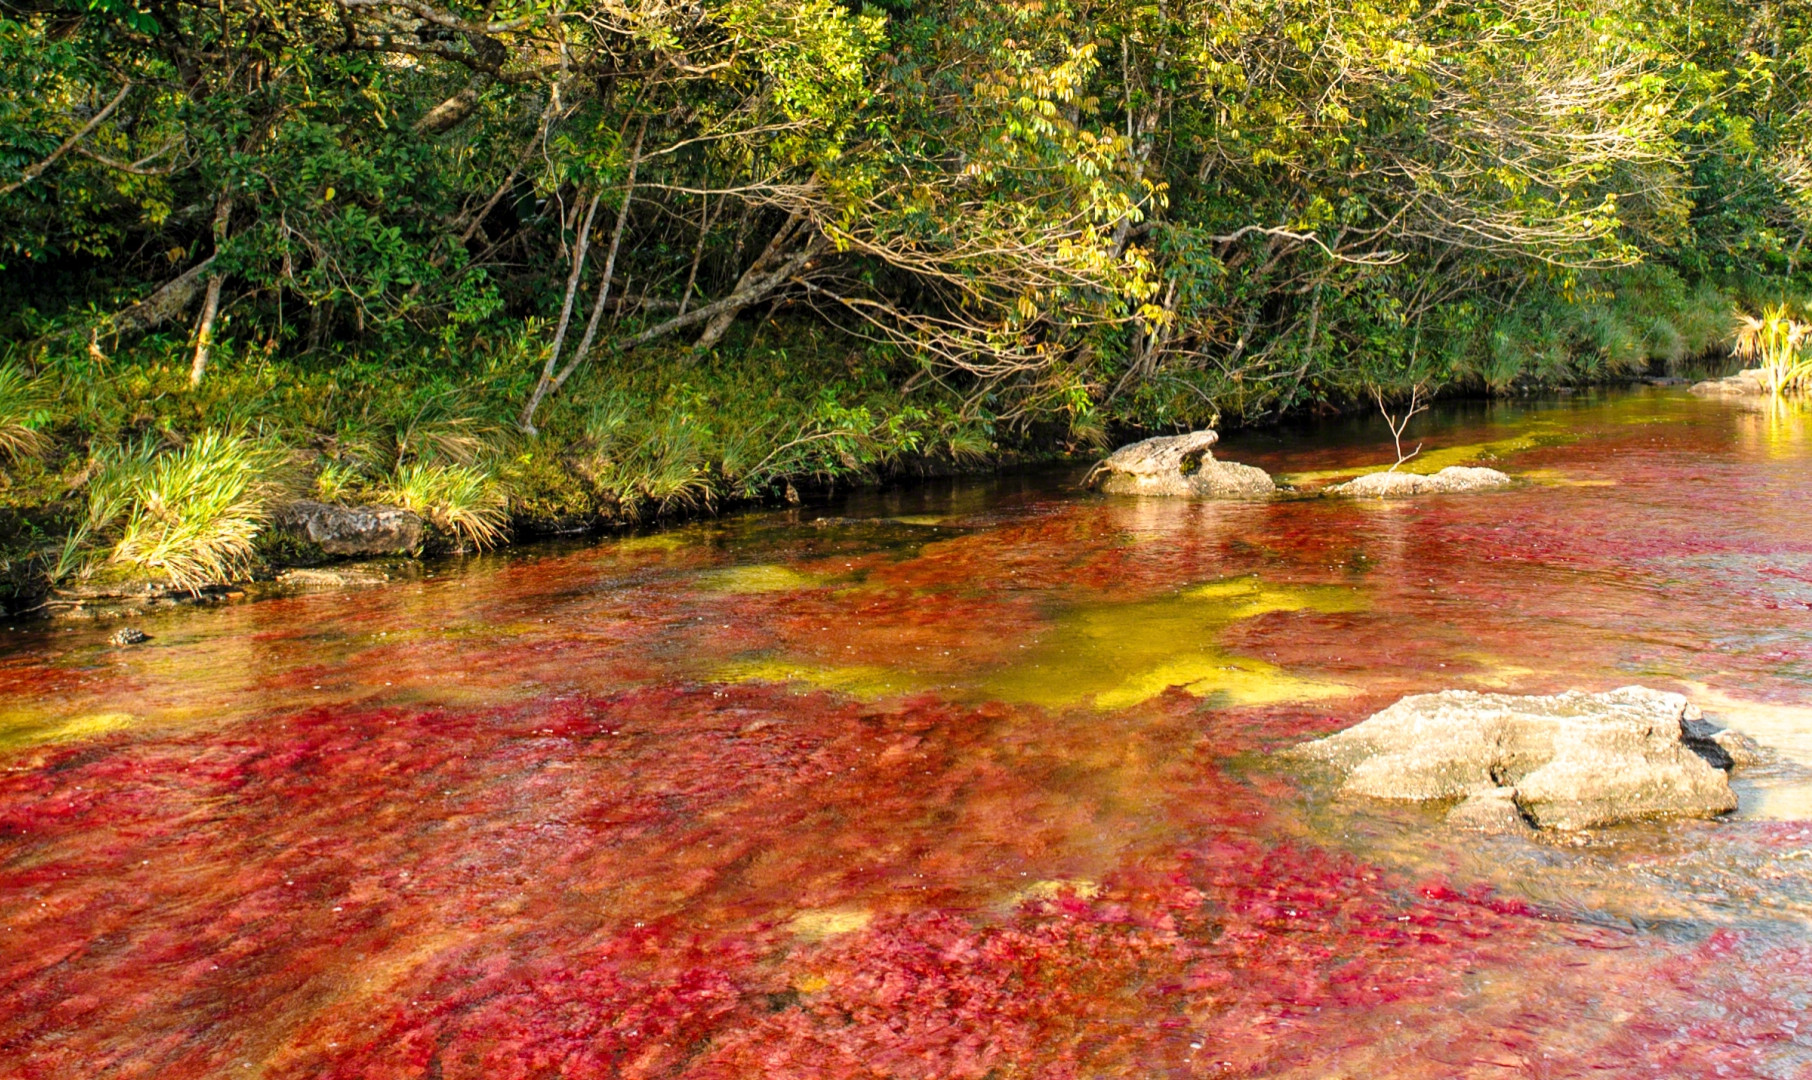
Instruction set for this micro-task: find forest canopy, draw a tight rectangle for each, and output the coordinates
[0,0,1809,582]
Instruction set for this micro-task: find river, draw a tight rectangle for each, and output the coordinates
[3,387,1811,1077]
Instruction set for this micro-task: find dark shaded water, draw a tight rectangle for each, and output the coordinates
[4,388,1812,1077]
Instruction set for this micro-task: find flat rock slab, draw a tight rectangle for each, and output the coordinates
[1329,466,1512,497]
[275,566,394,589]
[1286,686,1739,830]
[1086,430,1276,499]
[273,500,424,555]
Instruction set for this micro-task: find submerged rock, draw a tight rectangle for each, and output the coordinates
[273,500,424,555]
[1444,786,1535,836]
[1286,686,1740,830]
[1329,466,1513,498]
[108,627,150,647]
[275,566,393,589]
[1085,430,1276,499]
[1690,368,1770,397]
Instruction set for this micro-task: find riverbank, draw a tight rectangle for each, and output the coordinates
[4,376,1752,622]
[0,334,1032,615]
[0,358,1748,620]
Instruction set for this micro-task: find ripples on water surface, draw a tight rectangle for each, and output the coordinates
[4,388,1812,1078]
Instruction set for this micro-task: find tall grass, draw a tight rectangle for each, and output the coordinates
[0,362,48,460]
[56,432,291,592]
[384,463,510,549]
[1458,266,1739,392]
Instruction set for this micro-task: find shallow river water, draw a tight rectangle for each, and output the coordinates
[4,388,1812,1078]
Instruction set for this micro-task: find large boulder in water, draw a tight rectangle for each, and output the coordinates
[273,500,424,555]
[1285,686,1739,830]
[1329,466,1512,498]
[1085,430,1275,499]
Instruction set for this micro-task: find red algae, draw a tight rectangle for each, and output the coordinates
[4,390,1812,1078]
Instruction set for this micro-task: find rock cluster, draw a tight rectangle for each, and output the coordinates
[1085,430,1276,499]
[1690,368,1771,397]
[1329,466,1513,498]
[272,500,424,555]
[1286,686,1745,831]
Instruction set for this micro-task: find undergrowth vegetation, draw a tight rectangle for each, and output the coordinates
[0,329,1005,598]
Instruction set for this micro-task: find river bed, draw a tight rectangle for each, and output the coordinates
[4,388,1811,1077]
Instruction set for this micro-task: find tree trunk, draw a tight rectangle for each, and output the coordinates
[689,213,806,357]
[544,120,647,403]
[189,196,234,388]
[518,190,602,432]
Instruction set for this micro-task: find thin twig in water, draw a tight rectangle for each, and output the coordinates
[1372,381,1430,471]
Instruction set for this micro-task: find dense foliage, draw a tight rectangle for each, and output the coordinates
[2,0,1810,588]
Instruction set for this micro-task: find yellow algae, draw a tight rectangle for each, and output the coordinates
[1017,878,1103,902]
[788,908,873,940]
[1516,468,1618,488]
[792,973,832,994]
[1446,653,1548,690]
[981,578,1364,710]
[615,533,690,553]
[887,514,955,527]
[1279,424,1574,487]
[0,709,136,751]
[697,563,823,594]
[1184,576,1366,619]
[1094,654,1352,710]
[715,658,921,699]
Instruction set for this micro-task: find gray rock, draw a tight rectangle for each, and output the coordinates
[1286,686,1739,830]
[273,500,423,555]
[1690,368,1771,397]
[108,627,150,646]
[1085,430,1276,499]
[1329,466,1513,498]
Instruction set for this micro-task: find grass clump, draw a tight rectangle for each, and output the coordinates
[384,462,510,550]
[56,431,291,592]
[0,362,48,461]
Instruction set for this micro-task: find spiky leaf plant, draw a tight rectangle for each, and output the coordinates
[1732,305,1812,395]
[109,432,290,591]
[57,432,291,592]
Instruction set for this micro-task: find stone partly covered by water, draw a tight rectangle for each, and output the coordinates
[1329,465,1513,497]
[1085,429,1276,498]
[1289,686,1741,830]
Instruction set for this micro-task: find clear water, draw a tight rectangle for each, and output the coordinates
[4,388,1811,1078]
